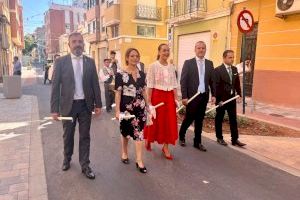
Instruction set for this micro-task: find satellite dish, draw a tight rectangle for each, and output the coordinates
[277,0,294,11]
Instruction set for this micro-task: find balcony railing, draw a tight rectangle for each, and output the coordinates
[169,0,207,18]
[136,5,162,21]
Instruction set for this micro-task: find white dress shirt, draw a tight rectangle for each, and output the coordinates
[71,53,85,100]
[196,56,206,93]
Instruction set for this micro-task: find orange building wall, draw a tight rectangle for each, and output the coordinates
[231,0,300,108]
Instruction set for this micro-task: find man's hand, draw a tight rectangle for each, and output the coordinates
[211,97,216,105]
[237,96,242,104]
[94,107,101,116]
[51,113,60,121]
[182,99,188,106]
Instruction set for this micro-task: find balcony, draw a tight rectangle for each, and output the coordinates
[85,32,101,43]
[169,0,207,24]
[135,5,162,21]
[103,3,120,27]
[86,5,100,22]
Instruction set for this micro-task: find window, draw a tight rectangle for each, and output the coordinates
[87,0,99,9]
[111,25,119,38]
[101,17,105,32]
[88,20,97,33]
[137,25,156,37]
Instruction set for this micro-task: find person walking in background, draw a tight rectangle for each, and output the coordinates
[179,41,216,152]
[13,56,22,76]
[214,50,246,147]
[115,48,148,174]
[50,32,102,179]
[109,50,120,75]
[144,44,179,160]
[103,58,115,112]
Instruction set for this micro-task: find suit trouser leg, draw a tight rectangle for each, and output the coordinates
[62,105,77,162]
[194,96,208,145]
[77,102,92,169]
[104,83,111,110]
[179,109,195,141]
[227,101,239,142]
[215,106,225,140]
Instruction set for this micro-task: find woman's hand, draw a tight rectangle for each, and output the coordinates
[116,110,120,120]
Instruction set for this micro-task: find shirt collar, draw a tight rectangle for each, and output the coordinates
[71,53,83,59]
[196,56,205,62]
[224,63,231,69]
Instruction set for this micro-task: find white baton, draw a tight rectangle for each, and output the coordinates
[205,95,240,114]
[176,92,200,113]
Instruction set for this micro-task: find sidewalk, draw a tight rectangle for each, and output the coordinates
[237,100,300,131]
[0,69,48,200]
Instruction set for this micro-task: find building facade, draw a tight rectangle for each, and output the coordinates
[34,26,46,63]
[231,0,300,108]
[44,3,85,59]
[85,0,168,70]
[168,0,232,80]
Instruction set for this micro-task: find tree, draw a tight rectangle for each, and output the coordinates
[22,34,37,55]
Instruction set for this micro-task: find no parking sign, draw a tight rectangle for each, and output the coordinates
[237,10,254,33]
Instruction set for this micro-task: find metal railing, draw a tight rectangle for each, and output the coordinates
[169,0,207,18]
[136,5,162,21]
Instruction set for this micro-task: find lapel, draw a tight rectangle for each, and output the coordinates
[66,54,75,86]
[192,58,200,85]
[220,64,232,84]
[204,59,209,84]
[82,55,88,85]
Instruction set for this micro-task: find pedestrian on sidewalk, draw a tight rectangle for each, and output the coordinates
[144,44,179,160]
[103,58,115,112]
[50,32,102,179]
[114,48,148,174]
[13,56,22,76]
[214,50,246,147]
[179,41,216,151]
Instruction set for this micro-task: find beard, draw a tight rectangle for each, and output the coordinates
[73,46,83,56]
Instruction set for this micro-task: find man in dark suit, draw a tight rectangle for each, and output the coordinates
[51,32,102,179]
[179,41,216,151]
[214,50,246,147]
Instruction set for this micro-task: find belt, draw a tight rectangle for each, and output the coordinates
[73,99,85,103]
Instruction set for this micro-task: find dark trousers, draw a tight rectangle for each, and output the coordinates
[215,100,239,142]
[104,83,114,111]
[44,70,50,84]
[179,93,209,144]
[62,100,92,169]
[13,71,21,76]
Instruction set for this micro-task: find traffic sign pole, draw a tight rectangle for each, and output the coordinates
[242,34,246,114]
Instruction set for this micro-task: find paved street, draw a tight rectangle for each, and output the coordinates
[17,66,299,200]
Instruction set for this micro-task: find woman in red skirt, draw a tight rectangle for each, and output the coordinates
[144,44,179,160]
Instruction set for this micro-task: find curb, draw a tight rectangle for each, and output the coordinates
[28,86,49,199]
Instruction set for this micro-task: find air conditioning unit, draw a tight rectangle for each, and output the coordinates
[276,0,300,16]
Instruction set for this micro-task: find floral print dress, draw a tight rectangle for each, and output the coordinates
[115,70,147,141]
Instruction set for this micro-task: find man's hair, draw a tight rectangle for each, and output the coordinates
[104,58,111,62]
[54,54,60,58]
[195,41,206,48]
[110,50,116,55]
[223,50,234,58]
[68,32,83,42]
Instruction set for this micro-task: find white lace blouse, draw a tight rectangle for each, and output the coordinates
[147,61,178,91]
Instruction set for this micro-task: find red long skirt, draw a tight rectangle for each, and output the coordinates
[144,89,178,145]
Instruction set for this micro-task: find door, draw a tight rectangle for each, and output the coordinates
[240,23,258,97]
[177,31,211,82]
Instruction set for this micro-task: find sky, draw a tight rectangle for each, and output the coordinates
[23,0,71,34]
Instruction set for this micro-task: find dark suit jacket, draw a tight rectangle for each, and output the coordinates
[215,64,241,103]
[51,54,102,116]
[180,58,216,99]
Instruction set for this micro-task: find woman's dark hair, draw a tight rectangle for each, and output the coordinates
[157,43,168,60]
[125,48,140,65]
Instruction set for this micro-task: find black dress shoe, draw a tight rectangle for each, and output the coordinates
[232,140,246,147]
[217,139,228,146]
[62,162,70,171]
[82,167,96,179]
[194,144,207,152]
[179,139,186,147]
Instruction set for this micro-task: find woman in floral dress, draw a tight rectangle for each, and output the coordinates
[115,48,148,173]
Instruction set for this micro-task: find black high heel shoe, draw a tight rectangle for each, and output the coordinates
[136,163,147,174]
[121,158,130,164]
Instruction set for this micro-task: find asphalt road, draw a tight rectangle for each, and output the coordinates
[22,67,300,200]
